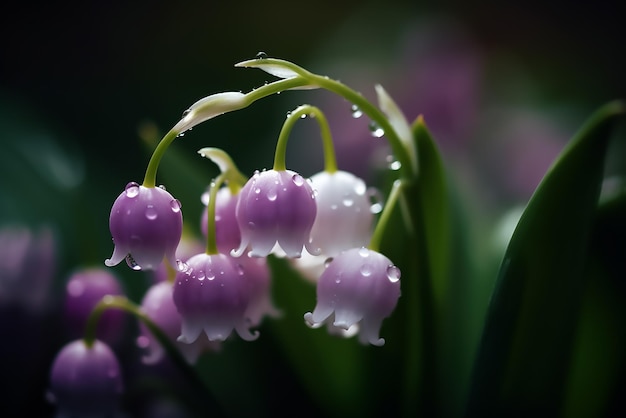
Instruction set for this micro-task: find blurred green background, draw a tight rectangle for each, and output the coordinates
[1,1,624,417]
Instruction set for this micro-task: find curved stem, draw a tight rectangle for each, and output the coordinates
[369,179,404,252]
[142,129,178,188]
[83,296,221,416]
[205,174,227,255]
[273,105,338,173]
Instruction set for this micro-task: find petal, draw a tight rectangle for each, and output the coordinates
[173,92,247,133]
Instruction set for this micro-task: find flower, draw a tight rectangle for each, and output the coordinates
[138,281,221,365]
[238,256,280,327]
[200,186,241,254]
[232,169,317,258]
[105,182,183,271]
[48,339,123,418]
[307,170,374,257]
[63,268,125,346]
[172,253,259,343]
[304,247,401,346]
[173,92,247,134]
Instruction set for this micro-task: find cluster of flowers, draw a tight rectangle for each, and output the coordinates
[47,56,410,417]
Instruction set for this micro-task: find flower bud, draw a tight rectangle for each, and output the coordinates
[233,169,317,258]
[304,247,401,346]
[48,339,123,417]
[106,182,183,271]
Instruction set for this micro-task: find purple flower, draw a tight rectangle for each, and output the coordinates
[233,169,317,258]
[200,186,241,254]
[307,170,374,257]
[48,339,123,418]
[0,224,56,313]
[304,247,401,346]
[172,253,259,343]
[105,182,183,271]
[63,268,125,346]
[138,281,221,365]
[238,256,280,327]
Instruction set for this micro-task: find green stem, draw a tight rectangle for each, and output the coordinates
[273,105,338,173]
[369,179,404,252]
[205,174,226,255]
[83,296,222,416]
[143,129,178,188]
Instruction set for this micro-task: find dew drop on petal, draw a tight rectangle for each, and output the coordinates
[387,265,401,282]
[386,155,402,171]
[358,247,370,258]
[182,109,191,118]
[170,199,182,213]
[368,187,384,214]
[292,174,304,186]
[368,121,385,138]
[254,187,261,195]
[145,205,158,220]
[125,182,140,198]
[158,184,167,191]
[351,104,363,118]
[236,264,245,275]
[126,254,141,271]
[267,188,277,201]
[207,271,215,281]
[324,257,334,268]
[360,264,372,277]
[335,275,342,284]
[343,198,354,207]
[255,51,268,59]
[177,260,188,272]
[197,270,206,281]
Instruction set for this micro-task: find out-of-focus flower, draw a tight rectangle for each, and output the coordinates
[304,247,401,346]
[307,170,374,257]
[200,186,241,255]
[63,268,125,346]
[48,339,123,418]
[106,182,183,271]
[172,253,259,343]
[138,281,220,365]
[232,169,317,258]
[151,235,204,283]
[0,224,56,313]
[239,256,280,327]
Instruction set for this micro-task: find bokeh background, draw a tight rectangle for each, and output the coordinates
[1,1,624,416]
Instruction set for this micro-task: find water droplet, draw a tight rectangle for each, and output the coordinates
[136,335,150,348]
[300,113,308,119]
[292,174,304,186]
[158,184,167,191]
[256,51,268,59]
[176,260,188,272]
[236,264,245,275]
[125,182,140,198]
[368,187,384,214]
[267,187,277,201]
[145,205,158,220]
[351,104,363,118]
[125,254,141,271]
[324,257,334,268]
[387,265,401,282]
[181,109,191,118]
[177,132,185,137]
[201,190,210,205]
[207,271,216,280]
[358,247,370,258]
[354,180,367,195]
[170,199,182,213]
[254,187,261,194]
[343,198,354,207]
[197,270,206,281]
[386,155,401,171]
[368,121,385,138]
[360,264,372,277]
[335,275,342,284]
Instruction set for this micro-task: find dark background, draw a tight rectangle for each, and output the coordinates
[1,1,624,416]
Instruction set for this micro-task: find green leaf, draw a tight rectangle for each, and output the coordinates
[465,101,625,416]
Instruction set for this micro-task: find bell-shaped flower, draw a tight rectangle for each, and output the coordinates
[106,182,183,271]
[238,256,280,327]
[200,186,241,254]
[307,170,374,257]
[48,339,123,418]
[138,281,220,365]
[172,253,259,343]
[304,247,401,346]
[63,268,125,346]
[233,169,317,258]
